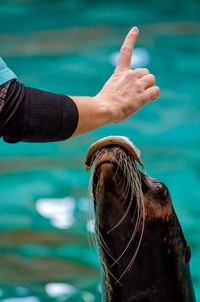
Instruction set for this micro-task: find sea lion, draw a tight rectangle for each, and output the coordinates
[85,136,196,302]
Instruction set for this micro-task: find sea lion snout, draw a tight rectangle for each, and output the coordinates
[94,160,137,233]
[97,162,117,187]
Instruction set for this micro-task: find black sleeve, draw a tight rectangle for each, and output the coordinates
[0,80,79,143]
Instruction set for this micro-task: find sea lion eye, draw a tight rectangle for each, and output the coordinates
[161,184,169,198]
[154,181,169,199]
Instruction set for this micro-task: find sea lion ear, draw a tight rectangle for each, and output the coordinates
[185,242,191,263]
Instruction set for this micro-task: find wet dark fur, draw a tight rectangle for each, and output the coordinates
[90,146,196,302]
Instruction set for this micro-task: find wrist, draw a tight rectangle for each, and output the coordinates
[93,94,113,125]
[69,95,112,137]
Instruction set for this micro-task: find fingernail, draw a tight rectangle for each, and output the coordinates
[132,26,138,33]
[151,97,157,101]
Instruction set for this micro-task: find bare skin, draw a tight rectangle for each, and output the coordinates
[72,27,160,136]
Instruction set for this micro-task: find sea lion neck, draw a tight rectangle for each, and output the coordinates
[99,213,195,302]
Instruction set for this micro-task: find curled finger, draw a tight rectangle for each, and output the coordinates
[134,68,149,78]
[141,86,160,103]
[140,74,156,89]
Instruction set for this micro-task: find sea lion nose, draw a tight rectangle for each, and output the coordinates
[97,163,117,188]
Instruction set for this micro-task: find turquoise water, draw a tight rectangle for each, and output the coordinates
[0,0,200,301]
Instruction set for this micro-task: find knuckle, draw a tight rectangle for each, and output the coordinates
[120,46,131,54]
[136,80,144,92]
[133,68,143,74]
[149,74,156,82]
[134,68,150,76]
[142,68,150,74]
[142,91,151,103]
[146,88,159,102]
[128,32,135,39]
[146,91,152,100]
[113,71,120,79]
[141,95,148,104]
[126,70,135,78]
[129,69,135,75]
[124,107,133,117]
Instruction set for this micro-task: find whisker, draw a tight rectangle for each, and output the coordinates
[116,201,145,283]
[111,193,141,268]
[97,231,116,262]
[87,146,145,287]
[114,158,145,283]
[107,186,132,234]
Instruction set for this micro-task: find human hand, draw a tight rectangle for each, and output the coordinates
[95,27,160,123]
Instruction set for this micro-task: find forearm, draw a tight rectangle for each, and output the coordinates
[0,80,78,143]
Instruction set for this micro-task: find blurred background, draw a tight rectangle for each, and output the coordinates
[0,0,200,301]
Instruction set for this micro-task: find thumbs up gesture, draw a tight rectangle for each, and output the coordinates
[96,27,160,123]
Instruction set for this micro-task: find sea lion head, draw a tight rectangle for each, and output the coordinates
[85,136,195,302]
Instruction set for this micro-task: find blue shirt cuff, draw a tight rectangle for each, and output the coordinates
[0,68,17,86]
[0,58,17,85]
